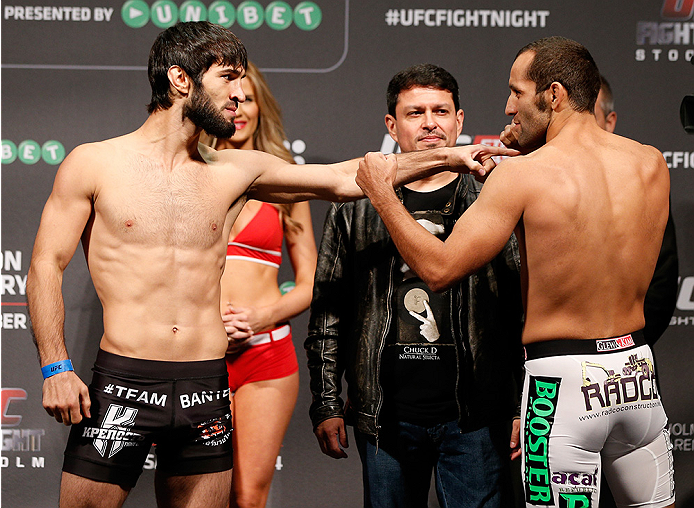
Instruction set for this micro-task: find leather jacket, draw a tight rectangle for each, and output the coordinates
[306,175,524,437]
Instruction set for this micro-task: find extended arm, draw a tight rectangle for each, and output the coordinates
[27,145,96,425]
[356,152,525,292]
[200,142,517,204]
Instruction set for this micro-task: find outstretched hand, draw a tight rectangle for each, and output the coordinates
[356,152,398,201]
[448,144,520,178]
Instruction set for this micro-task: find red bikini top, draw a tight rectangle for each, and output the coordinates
[226,203,283,268]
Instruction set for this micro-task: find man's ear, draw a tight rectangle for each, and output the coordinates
[604,111,618,133]
[548,82,568,111]
[167,65,192,98]
[456,109,464,137]
[385,114,399,144]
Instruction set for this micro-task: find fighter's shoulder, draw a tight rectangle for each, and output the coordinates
[200,144,278,168]
[57,139,120,177]
[639,142,667,164]
[492,149,548,175]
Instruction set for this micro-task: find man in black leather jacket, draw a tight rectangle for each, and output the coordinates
[306,64,524,508]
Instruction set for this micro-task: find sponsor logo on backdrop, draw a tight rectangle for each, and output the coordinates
[662,150,694,169]
[284,138,307,164]
[120,0,321,29]
[1,140,65,165]
[3,0,323,31]
[3,6,114,21]
[1,251,29,331]
[383,8,549,28]
[635,0,694,63]
[1,388,47,470]
[671,276,694,326]
[670,422,694,452]
[3,2,322,30]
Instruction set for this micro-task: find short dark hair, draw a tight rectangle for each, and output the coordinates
[386,64,460,117]
[516,36,600,113]
[147,21,248,114]
[598,74,614,115]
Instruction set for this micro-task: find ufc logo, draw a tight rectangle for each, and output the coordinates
[1,388,27,427]
[662,0,694,19]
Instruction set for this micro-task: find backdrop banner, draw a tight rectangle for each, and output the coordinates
[2,1,693,506]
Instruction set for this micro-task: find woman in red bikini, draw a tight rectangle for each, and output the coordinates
[211,62,317,508]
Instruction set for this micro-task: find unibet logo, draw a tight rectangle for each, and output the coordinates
[2,140,66,165]
[121,1,321,30]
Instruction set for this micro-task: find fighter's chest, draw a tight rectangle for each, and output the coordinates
[93,163,233,247]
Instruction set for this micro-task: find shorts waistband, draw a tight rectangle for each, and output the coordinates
[247,323,291,347]
[524,330,646,360]
[95,349,227,379]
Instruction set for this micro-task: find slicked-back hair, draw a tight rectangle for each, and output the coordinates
[516,36,601,113]
[386,64,460,117]
[146,21,247,114]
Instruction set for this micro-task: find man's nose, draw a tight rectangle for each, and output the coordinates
[422,111,437,129]
[505,96,516,116]
[233,83,246,103]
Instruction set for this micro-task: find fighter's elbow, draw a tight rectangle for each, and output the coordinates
[420,265,457,293]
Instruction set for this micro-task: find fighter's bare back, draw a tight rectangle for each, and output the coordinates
[500,121,670,343]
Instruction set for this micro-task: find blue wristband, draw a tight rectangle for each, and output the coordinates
[41,359,74,379]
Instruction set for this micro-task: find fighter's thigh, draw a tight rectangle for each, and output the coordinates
[60,472,130,508]
[603,429,675,508]
[155,470,232,508]
[231,373,299,482]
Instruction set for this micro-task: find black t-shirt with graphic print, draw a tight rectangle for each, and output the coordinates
[380,178,460,426]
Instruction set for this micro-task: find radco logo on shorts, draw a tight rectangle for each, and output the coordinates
[581,354,657,412]
[2,139,65,165]
[121,0,321,30]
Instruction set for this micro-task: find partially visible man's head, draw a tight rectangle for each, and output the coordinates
[147,21,247,114]
[595,75,617,133]
[516,36,601,114]
[385,64,463,153]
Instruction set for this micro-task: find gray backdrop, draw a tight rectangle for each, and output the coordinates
[2,0,693,506]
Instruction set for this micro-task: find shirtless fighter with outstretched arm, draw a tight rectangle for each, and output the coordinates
[26,21,511,508]
[357,36,675,508]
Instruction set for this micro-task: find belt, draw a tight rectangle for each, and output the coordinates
[247,324,291,347]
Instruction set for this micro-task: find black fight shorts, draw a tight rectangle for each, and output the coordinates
[63,349,233,488]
